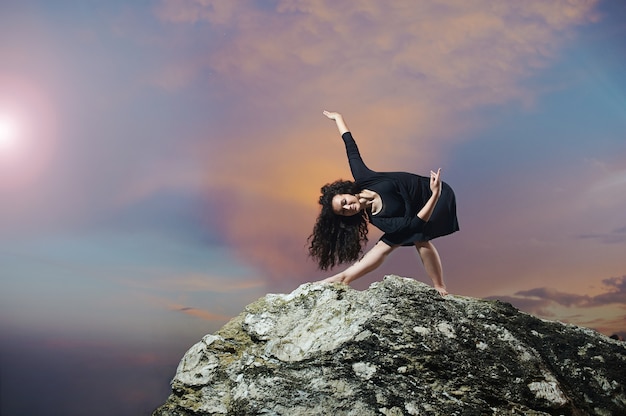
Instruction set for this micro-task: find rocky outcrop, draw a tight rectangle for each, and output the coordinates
[153,275,626,416]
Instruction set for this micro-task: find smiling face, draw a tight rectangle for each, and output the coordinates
[331,193,362,216]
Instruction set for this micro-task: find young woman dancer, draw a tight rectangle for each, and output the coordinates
[308,111,459,296]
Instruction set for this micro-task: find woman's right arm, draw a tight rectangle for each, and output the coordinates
[323,110,349,135]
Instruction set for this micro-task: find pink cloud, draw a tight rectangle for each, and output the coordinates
[148,0,601,157]
[152,0,598,109]
[138,1,604,285]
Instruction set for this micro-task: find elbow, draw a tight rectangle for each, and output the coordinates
[416,212,431,223]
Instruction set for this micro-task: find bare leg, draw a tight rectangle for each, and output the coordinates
[319,241,396,285]
[415,241,448,296]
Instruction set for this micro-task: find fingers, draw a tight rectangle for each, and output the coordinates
[322,110,340,120]
[430,169,442,193]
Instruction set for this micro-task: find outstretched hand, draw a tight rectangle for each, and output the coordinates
[323,110,342,120]
[323,110,349,135]
[430,168,442,195]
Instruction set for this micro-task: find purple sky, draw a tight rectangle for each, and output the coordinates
[1,1,625,414]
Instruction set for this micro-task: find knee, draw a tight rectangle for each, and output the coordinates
[414,240,433,249]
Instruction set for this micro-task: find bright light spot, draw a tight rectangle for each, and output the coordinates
[0,115,19,150]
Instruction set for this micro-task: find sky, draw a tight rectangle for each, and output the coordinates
[0,0,625,414]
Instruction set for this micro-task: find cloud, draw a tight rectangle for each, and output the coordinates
[485,295,556,317]
[593,276,626,305]
[5,1,604,290]
[143,0,602,282]
[138,293,234,322]
[153,0,598,105]
[578,226,626,244]
[511,275,626,308]
[514,287,592,307]
[488,276,626,336]
[122,272,266,293]
[175,305,232,321]
[155,0,244,25]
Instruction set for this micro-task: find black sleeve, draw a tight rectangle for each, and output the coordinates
[342,132,375,181]
[372,216,427,235]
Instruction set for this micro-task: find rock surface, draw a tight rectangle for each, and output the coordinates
[153,275,626,416]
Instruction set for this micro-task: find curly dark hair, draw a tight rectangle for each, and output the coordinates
[308,180,369,270]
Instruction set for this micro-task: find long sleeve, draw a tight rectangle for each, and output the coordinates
[371,215,427,235]
[342,132,375,181]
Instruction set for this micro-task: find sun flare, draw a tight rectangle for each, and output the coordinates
[0,115,19,150]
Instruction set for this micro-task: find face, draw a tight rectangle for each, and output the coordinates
[332,194,361,216]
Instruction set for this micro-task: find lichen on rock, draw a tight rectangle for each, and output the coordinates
[153,275,626,416]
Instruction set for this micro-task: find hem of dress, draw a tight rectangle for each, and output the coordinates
[380,228,459,247]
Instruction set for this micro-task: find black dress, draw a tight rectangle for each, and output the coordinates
[342,132,459,246]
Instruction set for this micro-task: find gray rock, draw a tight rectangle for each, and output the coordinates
[152,275,626,416]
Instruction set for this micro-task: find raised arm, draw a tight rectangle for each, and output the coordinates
[323,110,374,181]
[416,168,442,222]
[323,110,349,135]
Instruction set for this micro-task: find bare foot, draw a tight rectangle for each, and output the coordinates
[434,285,449,297]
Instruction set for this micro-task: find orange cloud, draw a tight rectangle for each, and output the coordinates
[138,292,235,322]
[148,0,600,162]
[142,0,602,283]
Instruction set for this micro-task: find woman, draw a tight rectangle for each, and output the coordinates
[308,111,459,296]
